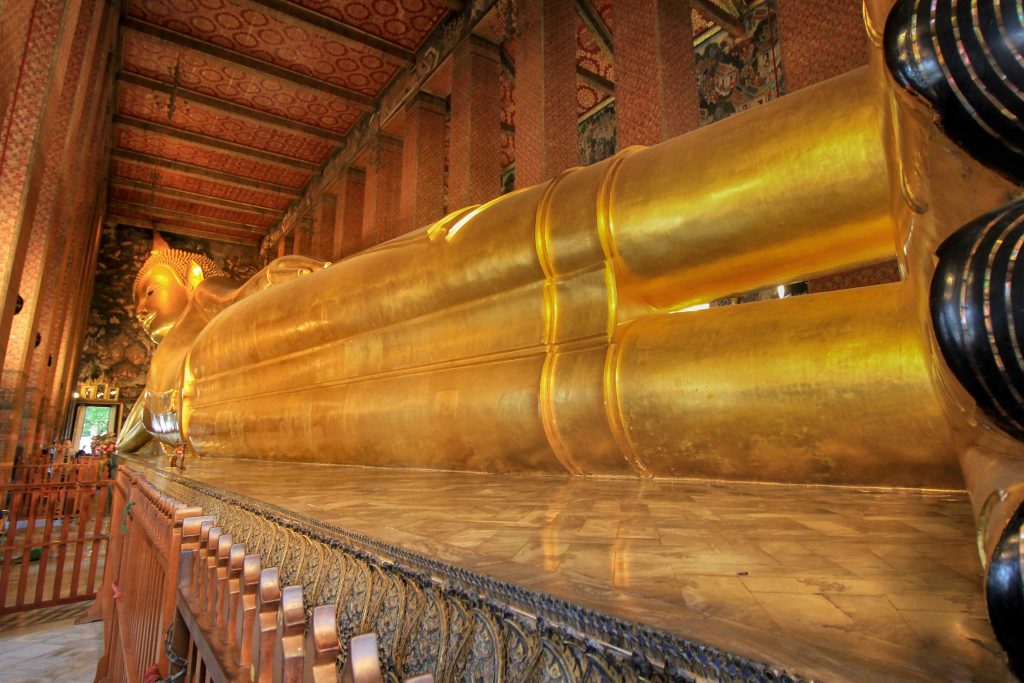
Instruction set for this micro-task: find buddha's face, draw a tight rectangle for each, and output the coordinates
[134,264,190,343]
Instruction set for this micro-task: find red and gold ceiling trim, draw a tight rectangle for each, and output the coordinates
[108,0,460,245]
[106,0,741,250]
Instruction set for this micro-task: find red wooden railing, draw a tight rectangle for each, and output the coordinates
[93,468,200,683]
[0,457,111,613]
[93,465,433,683]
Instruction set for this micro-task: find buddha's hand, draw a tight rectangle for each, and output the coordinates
[116,395,152,453]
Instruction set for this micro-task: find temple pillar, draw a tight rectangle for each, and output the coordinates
[39,210,102,454]
[51,219,101,422]
[277,238,287,258]
[514,0,578,188]
[292,216,312,256]
[611,0,700,146]
[775,0,892,293]
[0,2,34,126]
[22,15,112,454]
[399,93,446,231]
[312,193,337,261]
[37,53,112,446]
[448,36,503,209]
[1,0,105,462]
[0,0,81,371]
[775,0,868,93]
[332,168,365,259]
[361,135,403,246]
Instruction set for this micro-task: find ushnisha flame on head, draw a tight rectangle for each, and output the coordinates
[133,247,226,301]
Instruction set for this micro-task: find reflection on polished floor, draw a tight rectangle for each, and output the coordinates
[132,456,1014,682]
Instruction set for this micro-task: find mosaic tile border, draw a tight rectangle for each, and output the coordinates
[131,461,808,683]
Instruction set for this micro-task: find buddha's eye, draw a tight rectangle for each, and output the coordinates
[147,289,154,296]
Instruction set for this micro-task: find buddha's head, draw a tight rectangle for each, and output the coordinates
[133,241,225,343]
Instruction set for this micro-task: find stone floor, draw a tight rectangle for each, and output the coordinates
[0,603,103,682]
[0,517,106,682]
[133,455,1016,682]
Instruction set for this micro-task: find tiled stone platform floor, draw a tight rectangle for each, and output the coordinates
[0,540,105,681]
[132,456,1015,682]
[0,603,102,682]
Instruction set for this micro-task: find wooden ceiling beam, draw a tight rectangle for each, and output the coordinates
[114,114,320,171]
[109,200,270,234]
[106,213,262,245]
[109,177,285,217]
[122,18,376,107]
[576,64,614,92]
[574,0,613,55]
[247,0,414,66]
[118,72,345,143]
[692,0,745,37]
[111,148,303,196]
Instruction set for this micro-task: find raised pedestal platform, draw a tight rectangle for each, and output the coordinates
[124,456,1014,682]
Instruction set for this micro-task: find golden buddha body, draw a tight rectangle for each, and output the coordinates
[120,0,1024,668]
[119,243,326,452]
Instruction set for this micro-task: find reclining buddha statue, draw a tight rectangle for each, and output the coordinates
[118,0,1024,668]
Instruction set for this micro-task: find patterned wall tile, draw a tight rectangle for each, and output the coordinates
[0,0,64,288]
[775,0,866,93]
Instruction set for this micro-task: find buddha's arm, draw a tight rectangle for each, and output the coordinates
[227,255,329,304]
[180,63,929,475]
[115,395,151,453]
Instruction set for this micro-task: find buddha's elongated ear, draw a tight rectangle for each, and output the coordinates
[186,260,205,291]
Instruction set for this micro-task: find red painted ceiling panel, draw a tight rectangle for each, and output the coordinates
[692,9,715,37]
[577,82,611,116]
[111,204,263,240]
[287,0,448,50]
[115,126,311,188]
[118,81,335,163]
[576,14,614,82]
[126,0,402,95]
[109,185,277,228]
[111,158,294,209]
[122,29,362,133]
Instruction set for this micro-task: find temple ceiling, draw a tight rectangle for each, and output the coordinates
[105,0,729,247]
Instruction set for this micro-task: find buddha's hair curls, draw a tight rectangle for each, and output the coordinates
[133,248,226,301]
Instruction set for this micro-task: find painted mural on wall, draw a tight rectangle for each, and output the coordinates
[695,0,783,126]
[77,225,260,403]
[579,100,616,166]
